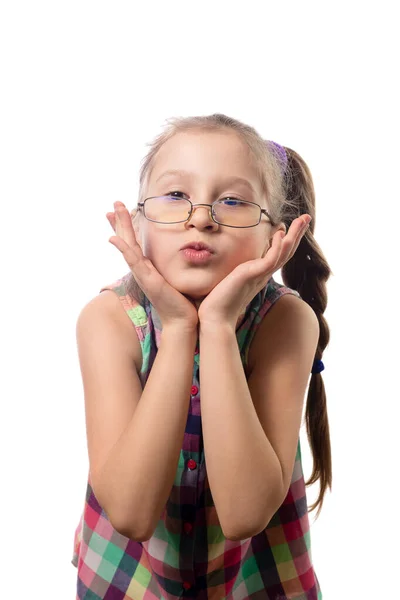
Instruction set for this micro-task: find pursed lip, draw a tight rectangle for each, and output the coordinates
[180,241,215,253]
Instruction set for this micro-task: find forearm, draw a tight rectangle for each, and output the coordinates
[97,325,197,541]
[199,323,283,540]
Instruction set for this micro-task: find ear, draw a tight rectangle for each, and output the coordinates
[272,222,287,237]
[261,221,287,257]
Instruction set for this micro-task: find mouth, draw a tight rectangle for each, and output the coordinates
[180,244,215,264]
[180,242,215,253]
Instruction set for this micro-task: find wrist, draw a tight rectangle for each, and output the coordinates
[162,322,199,339]
[199,320,236,337]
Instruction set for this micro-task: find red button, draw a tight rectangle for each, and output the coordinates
[183,582,192,590]
[187,459,197,470]
[184,522,193,534]
[194,347,199,355]
[191,385,198,395]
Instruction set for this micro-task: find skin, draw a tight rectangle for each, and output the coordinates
[128,129,288,310]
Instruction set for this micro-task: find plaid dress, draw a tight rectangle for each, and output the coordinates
[71,273,322,600]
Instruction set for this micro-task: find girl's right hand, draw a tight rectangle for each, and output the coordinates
[106,201,199,332]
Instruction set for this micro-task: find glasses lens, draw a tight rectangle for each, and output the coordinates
[144,196,192,223]
[213,199,260,227]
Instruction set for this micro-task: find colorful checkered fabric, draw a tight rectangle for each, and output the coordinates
[71,273,322,599]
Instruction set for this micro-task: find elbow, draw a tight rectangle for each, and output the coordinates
[223,528,253,542]
[223,512,275,542]
[116,524,152,543]
[91,475,156,542]
[253,492,286,535]
[221,516,264,542]
[95,494,154,542]
[222,518,269,542]
[105,509,154,542]
[111,517,153,542]
[222,493,285,542]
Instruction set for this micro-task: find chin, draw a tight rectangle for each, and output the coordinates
[164,272,217,299]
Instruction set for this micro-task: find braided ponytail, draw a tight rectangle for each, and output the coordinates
[281,147,333,518]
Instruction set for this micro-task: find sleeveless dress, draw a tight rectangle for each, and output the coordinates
[71,272,322,600]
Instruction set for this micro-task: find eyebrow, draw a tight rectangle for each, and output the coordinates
[155,169,258,195]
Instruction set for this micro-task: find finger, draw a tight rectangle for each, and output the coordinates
[114,203,139,249]
[106,213,116,232]
[273,223,306,272]
[109,234,150,282]
[255,230,285,274]
[285,216,307,243]
[285,217,310,263]
[114,207,124,239]
[109,206,152,279]
[261,217,309,274]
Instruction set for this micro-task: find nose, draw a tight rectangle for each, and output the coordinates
[185,203,219,229]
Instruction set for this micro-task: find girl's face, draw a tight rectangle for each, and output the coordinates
[134,130,284,306]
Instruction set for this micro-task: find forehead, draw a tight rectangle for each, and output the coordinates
[150,130,261,187]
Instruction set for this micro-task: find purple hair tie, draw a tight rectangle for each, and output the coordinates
[267,140,288,174]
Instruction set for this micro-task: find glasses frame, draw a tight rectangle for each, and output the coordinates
[137,195,276,228]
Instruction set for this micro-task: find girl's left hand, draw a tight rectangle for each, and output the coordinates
[197,215,311,329]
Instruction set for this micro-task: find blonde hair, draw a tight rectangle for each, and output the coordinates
[127,113,333,518]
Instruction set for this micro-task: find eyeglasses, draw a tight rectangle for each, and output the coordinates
[137,195,276,228]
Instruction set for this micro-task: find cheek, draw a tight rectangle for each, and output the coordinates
[229,236,267,263]
[143,234,174,272]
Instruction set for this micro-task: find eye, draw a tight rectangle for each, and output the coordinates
[167,191,245,203]
[167,190,187,198]
[220,196,242,205]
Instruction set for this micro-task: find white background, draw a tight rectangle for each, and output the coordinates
[1,2,398,598]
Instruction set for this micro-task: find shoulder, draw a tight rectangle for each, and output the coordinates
[77,290,143,375]
[248,293,319,373]
[267,292,318,327]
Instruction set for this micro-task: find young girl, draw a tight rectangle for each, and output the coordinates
[71,113,332,600]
